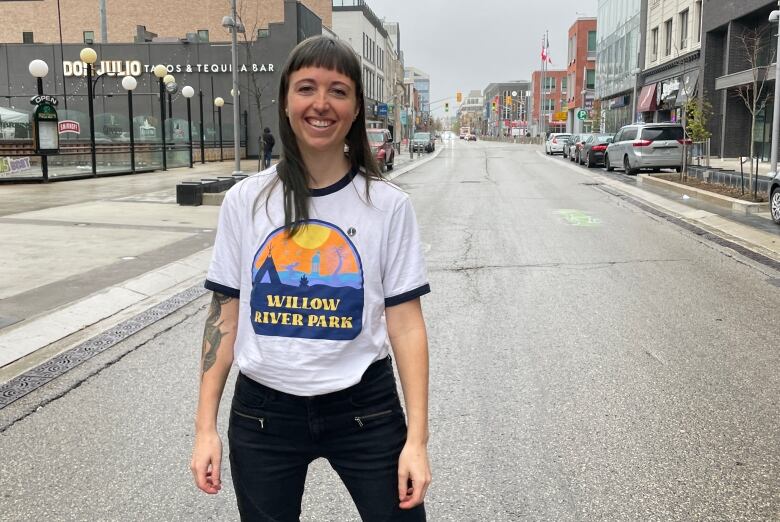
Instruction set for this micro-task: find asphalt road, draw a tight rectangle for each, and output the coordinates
[1,140,778,521]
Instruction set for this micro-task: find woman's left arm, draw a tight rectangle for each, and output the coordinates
[386,297,432,510]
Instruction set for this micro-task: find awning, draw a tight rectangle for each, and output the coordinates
[675,69,700,106]
[637,84,658,112]
[0,106,29,124]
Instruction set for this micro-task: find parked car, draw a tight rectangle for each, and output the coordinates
[769,171,780,225]
[570,134,593,164]
[544,133,571,155]
[581,134,614,168]
[563,135,575,159]
[467,133,477,141]
[604,123,689,174]
[412,132,434,153]
[366,128,395,172]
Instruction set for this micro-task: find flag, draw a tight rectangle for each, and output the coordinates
[541,35,552,65]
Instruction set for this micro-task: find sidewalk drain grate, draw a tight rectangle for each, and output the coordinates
[0,284,208,410]
[597,186,780,273]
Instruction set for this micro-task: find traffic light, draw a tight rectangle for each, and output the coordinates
[444,102,449,112]
[456,91,462,103]
[491,101,497,112]
[506,95,512,106]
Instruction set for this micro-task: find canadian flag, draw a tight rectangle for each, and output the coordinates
[541,36,552,64]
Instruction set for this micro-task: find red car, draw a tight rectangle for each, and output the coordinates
[367,129,395,172]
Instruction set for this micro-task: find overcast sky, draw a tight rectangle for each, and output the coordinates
[366,0,598,116]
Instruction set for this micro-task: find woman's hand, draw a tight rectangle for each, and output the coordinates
[397,441,432,509]
[191,428,223,494]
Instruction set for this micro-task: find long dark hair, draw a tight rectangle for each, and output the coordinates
[271,35,381,235]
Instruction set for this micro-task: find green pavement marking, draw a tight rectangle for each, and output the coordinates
[555,209,602,227]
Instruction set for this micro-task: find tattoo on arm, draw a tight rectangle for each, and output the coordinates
[201,293,233,377]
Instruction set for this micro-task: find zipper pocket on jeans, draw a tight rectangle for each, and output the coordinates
[354,410,393,428]
[233,409,265,429]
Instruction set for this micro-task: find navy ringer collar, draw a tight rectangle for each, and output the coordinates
[310,167,357,197]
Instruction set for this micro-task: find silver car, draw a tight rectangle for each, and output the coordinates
[604,123,688,175]
[544,133,571,155]
[769,171,780,225]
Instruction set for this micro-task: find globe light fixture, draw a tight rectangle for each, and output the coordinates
[181,85,195,98]
[153,64,167,78]
[163,74,175,85]
[214,97,225,107]
[230,88,239,97]
[28,59,49,78]
[121,75,137,91]
[79,47,97,65]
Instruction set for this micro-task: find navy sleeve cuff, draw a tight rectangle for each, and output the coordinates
[204,280,240,298]
[384,283,430,307]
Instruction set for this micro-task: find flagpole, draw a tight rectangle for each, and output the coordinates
[540,33,545,138]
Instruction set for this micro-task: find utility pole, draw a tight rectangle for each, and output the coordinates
[230,0,241,174]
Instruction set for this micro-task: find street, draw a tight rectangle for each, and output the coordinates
[1,139,778,521]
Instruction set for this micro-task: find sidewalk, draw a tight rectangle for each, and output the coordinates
[0,148,437,384]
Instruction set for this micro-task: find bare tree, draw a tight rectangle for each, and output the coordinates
[733,26,776,195]
[235,3,276,169]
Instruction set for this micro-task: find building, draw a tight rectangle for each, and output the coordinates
[456,90,484,135]
[331,0,390,128]
[566,18,598,133]
[530,70,568,135]
[595,0,646,132]
[383,22,407,142]
[0,0,322,172]
[0,0,332,44]
[405,67,430,129]
[701,0,779,159]
[637,0,702,124]
[483,82,531,137]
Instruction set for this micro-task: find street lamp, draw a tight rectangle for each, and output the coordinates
[769,8,780,181]
[214,96,225,162]
[198,90,205,164]
[630,67,642,124]
[222,6,244,174]
[153,64,168,170]
[182,85,195,168]
[121,75,137,173]
[80,48,98,176]
[28,59,50,181]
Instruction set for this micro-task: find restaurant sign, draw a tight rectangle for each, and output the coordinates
[63,60,275,77]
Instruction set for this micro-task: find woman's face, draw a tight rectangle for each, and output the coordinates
[285,66,359,157]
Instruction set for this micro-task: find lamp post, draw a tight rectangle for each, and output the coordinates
[214,97,225,162]
[79,48,98,177]
[769,8,780,181]
[152,64,168,170]
[199,90,205,164]
[121,75,137,173]
[630,67,642,124]
[222,2,244,174]
[28,59,50,181]
[164,74,175,121]
[182,86,195,168]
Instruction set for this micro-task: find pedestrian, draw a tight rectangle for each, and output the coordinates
[261,126,275,170]
[191,35,432,522]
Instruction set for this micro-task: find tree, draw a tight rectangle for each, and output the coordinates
[590,99,603,133]
[236,5,276,166]
[732,26,776,195]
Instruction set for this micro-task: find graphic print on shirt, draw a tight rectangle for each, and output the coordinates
[250,220,364,340]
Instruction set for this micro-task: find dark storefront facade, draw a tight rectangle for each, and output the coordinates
[0,1,321,180]
[637,51,701,124]
[701,0,779,159]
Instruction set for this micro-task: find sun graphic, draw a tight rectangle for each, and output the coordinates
[291,224,331,250]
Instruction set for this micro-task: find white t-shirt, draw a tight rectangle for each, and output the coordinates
[205,166,430,396]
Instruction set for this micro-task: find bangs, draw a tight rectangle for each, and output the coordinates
[285,37,360,81]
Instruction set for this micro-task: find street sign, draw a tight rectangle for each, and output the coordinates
[377,103,388,117]
[577,109,588,120]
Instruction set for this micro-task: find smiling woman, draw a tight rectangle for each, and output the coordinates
[194,35,432,522]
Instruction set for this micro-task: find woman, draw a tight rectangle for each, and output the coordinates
[190,35,432,521]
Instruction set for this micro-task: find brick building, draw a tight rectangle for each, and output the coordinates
[531,69,568,135]
[0,0,332,44]
[565,17,597,133]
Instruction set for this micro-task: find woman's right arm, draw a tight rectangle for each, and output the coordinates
[190,292,239,494]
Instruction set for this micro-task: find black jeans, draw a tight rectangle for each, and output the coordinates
[228,356,426,522]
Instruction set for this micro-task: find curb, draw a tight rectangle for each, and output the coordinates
[535,150,780,262]
[638,174,770,215]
